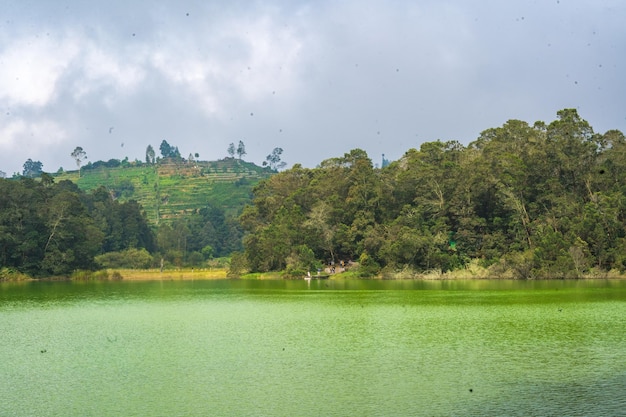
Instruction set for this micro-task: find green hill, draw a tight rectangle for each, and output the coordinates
[54,158,273,224]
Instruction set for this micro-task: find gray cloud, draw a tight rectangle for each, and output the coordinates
[1,0,624,176]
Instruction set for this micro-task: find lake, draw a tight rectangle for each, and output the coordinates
[1,279,625,416]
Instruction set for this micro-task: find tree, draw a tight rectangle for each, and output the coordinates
[22,159,43,178]
[227,143,236,158]
[160,140,172,158]
[159,140,172,158]
[71,147,87,177]
[264,147,286,171]
[545,108,597,197]
[227,252,248,278]
[146,145,156,164]
[236,140,247,160]
[304,201,337,263]
[41,189,104,275]
[41,173,55,187]
[159,140,181,159]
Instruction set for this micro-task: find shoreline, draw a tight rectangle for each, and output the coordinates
[2,268,625,282]
[110,268,626,281]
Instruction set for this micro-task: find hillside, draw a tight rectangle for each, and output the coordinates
[54,158,273,224]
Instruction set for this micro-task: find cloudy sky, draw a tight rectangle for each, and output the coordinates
[1,0,625,175]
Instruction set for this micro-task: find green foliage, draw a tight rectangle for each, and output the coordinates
[154,202,241,267]
[55,159,270,224]
[501,250,536,280]
[159,140,181,159]
[22,159,43,178]
[227,252,248,278]
[201,245,214,259]
[3,157,271,277]
[112,179,135,198]
[146,145,156,164]
[358,252,380,278]
[0,267,31,281]
[239,109,626,278]
[70,269,113,281]
[284,245,320,277]
[236,140,247,160]
[70,146,87,176]
[95,248,153,269]
[207,257,231,269]
[264,147,286,171]
[186,251,204,266]
[227,143,236,158]
[7,109,625,279]
[0,177,155,277]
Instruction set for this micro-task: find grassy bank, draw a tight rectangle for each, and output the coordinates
[81,262,626,281]
[0,268,31,281]
[4,265,625,283]
[62,268,229,281]
[108,268,229,280]
[377,260,626,280]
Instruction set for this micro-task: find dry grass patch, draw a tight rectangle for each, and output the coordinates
[110,268,228,281]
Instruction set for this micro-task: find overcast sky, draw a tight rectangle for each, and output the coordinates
[1,0,625,175]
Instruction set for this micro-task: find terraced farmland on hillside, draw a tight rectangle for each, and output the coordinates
[54,159,272,224]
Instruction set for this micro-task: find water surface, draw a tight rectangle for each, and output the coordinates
[1,279,625,416]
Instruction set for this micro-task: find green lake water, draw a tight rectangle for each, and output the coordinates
[1,279,625,416]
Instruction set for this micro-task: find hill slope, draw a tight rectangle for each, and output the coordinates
[54,158,272,224]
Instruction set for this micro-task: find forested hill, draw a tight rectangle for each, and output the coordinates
[0,158,273,278]
[54,158,273,224]
[240,109,626,279]
[4,108,626,280]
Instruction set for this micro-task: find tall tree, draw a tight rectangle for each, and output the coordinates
[236,140,247,160]
[159,140,172,158]
[41,189,104,275]
[22,159,43,178]
[264,147,286,171]
[227,143,236,158]
[159,140,180,159]
[545,108,597,198]
[145,145,156,164]
[70,147,87,177]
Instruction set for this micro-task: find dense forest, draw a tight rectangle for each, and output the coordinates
[2,109,625,280]
[0,176,240,278]
[240,109,626,279]
[0,178,151,277]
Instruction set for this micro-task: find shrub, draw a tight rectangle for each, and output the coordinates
[71,270,109,280]
[358,252,381,278]
[283,268,306,279]
[227,252,248,278]
[0,267,30,281]
[95,248,153,269]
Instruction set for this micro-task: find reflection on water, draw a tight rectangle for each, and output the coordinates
[1,279,625,416]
